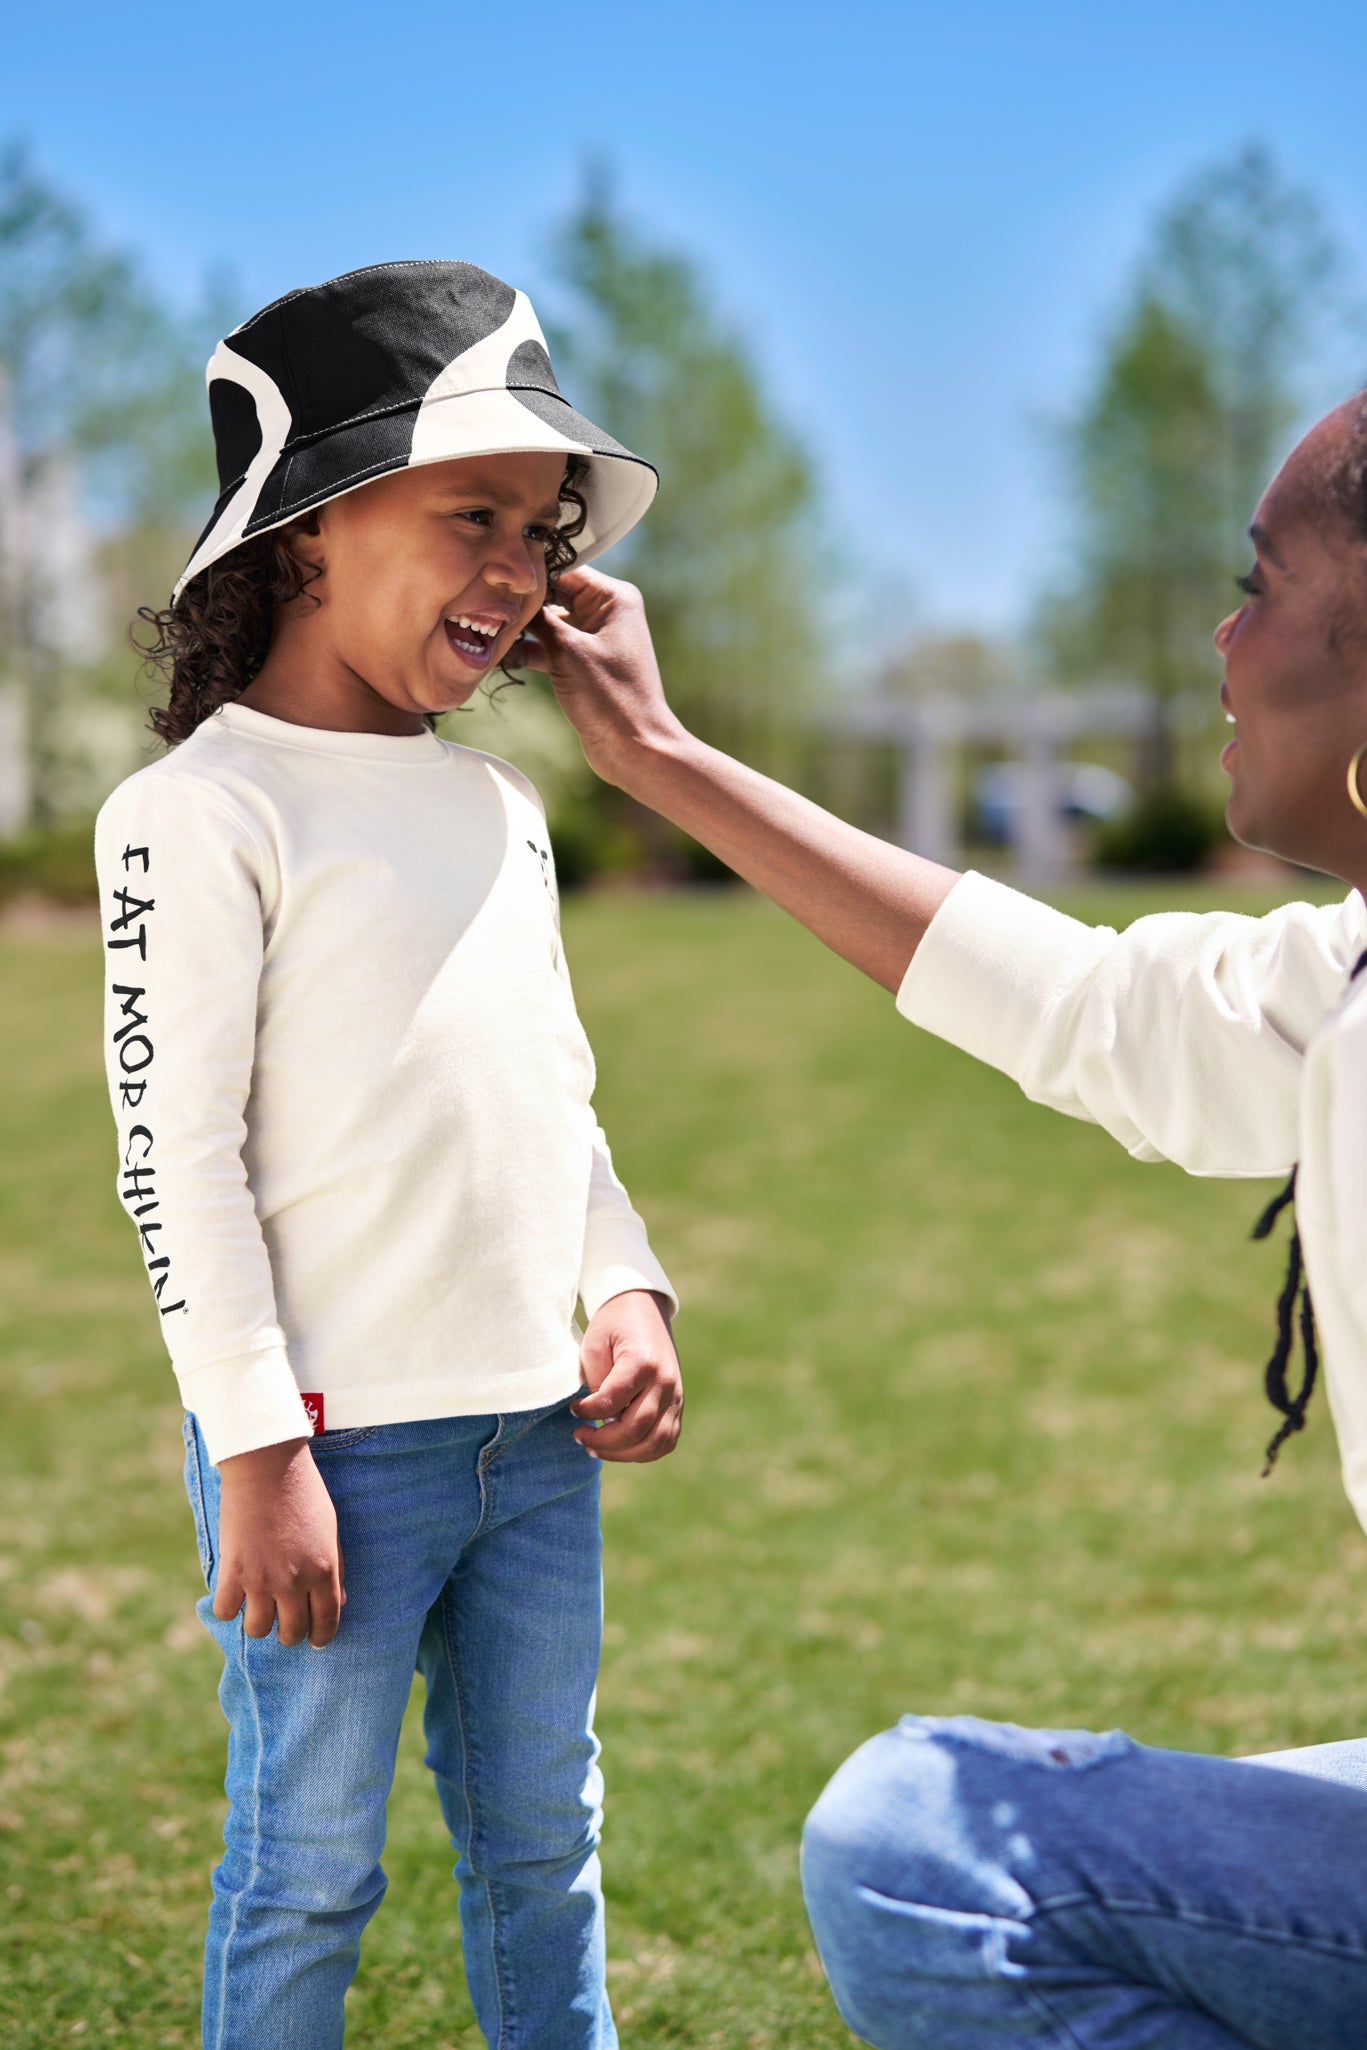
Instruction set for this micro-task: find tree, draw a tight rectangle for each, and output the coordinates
[1047,143,1348,791]
[547,173,823,779]
[1143,143,1344,566]
[0,145,219,823]
[1064,293,1225,787]
[0,143,219,518]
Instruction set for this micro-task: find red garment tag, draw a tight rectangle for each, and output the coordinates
[299,1392,324,1435]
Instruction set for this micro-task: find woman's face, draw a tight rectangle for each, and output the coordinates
[1215,402,1367,881]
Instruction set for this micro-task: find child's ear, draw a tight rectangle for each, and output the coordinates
[283,508,326,582]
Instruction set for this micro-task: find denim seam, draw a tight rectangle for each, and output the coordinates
[440,1579,512,2049]
[1023,1981,1112,2050]
[907,1723,1136,1773]
[1033,1893,1367,1964]
[469,1415,508,1533]
[494,1396,567,1456]
[476,1418,514,2040]
[311,1425,380,1452]
[184,1417,215,1587]
[212,1622,265,2050]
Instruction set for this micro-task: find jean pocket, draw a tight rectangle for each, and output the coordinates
[181,1412,215,1589]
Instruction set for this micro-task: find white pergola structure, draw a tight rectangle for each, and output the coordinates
[835,684,1153,881]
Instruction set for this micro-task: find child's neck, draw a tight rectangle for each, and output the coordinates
[240,638,427,738]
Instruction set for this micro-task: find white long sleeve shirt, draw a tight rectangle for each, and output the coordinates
[897,871,1367,1533]
[94,702,675,1465]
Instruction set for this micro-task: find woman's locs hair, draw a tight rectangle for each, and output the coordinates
[1252,949,1367,1475]
[1251,1168,1319,1476]
[134,456,590,745]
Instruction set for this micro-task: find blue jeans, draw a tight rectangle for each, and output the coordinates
[801,1714,1367,2049]
[183,1399,611,2050]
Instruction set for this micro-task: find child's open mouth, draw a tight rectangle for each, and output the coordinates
[444,615,502,670]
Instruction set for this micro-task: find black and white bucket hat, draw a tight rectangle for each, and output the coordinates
[175,259,657,600]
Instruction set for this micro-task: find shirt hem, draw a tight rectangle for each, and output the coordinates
[300,1359,586,1434]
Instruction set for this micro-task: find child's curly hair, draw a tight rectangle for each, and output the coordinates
[136,455,590,745]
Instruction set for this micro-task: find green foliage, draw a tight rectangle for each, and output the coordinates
[0,141,220,523]
[0,143,228,832]
[1,886,1362,2047]
[1044,142,1349,791]
[548,173,824,775]
[1143,142,1345,566]
[549,795,738,891]
[443,180,832,885]
[1074,297,1223,677]
[1094,786,1226,872]
[0,816,97,905]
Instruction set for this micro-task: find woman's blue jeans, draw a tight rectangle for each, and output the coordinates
[183,1399,611,2050]
[801,1713,1367,2049]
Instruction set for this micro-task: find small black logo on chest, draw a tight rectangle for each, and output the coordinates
[528,839,555,895]
[528,840,561,962]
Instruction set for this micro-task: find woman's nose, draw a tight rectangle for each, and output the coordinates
[1213,608,1239,655]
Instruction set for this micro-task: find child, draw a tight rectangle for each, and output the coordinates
[95,260,681,2050]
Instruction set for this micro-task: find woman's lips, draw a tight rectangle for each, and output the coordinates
[1219,693,1237,773]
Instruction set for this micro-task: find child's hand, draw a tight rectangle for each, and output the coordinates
[213,1438,345,1647]
[515,567,687,787]
[572,1290,683,1463]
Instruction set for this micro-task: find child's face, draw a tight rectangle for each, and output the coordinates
[301,452,569,718]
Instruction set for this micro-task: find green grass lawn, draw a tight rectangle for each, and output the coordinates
[3,881,1365,2047]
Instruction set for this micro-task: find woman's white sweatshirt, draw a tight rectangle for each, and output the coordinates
[94,702,675,1465]
[898,872,1367,1533]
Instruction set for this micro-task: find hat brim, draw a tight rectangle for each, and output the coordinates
[174,384,656,600]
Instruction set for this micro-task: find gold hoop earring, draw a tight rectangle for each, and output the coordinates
[1350,744,1367,822]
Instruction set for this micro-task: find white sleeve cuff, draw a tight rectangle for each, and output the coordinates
[579,1214,679,1323]
[176,1345,315,1465]
[895,870,1114,1085]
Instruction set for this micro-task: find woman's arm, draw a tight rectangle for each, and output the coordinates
[528,570,1366,1177]
[524,572,958,992]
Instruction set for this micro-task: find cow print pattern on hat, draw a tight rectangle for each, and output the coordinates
[176,260,657,598]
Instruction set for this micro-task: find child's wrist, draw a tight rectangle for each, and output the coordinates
[219,1435,312,1483]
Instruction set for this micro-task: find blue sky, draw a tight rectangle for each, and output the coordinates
[4,0,1366,647]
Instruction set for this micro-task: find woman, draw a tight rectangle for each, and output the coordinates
[523,392,1367,2047]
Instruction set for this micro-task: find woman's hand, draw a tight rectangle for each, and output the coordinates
[572,1289,683,1463]
[515,567,689,787]
[213,1437,345,1647]
[520,563,955,994]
